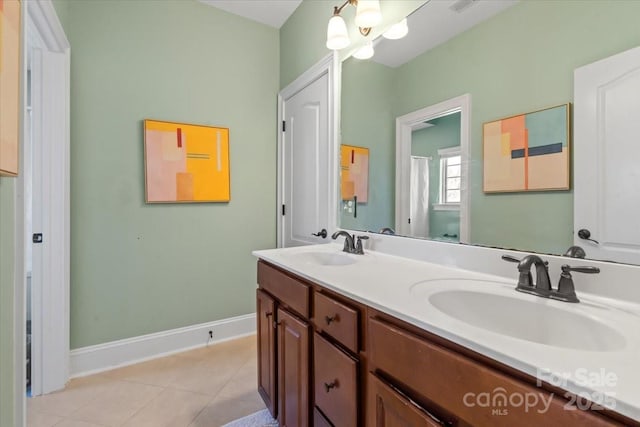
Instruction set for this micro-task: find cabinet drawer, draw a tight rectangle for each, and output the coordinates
[367,373,445,427]
[313,291,359,353]
[368,317,620,427]
[314,333,358,427]
[258,261,310,317]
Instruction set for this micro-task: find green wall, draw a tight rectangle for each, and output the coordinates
[60,0,279,348]
[394,0,640,255]
[412,113,461,242]
[340,58,395,232]
[0,179,15,427]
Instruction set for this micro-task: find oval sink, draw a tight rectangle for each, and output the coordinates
[293,251,357,266]
[427,289,626,352]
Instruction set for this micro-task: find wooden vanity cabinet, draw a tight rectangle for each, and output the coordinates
[257,260,363,427]
[256,260,637,427]
[257,261,312,426]
[367,312,630,427]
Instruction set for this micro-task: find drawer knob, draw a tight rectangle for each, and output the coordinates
[324,380,339,393]
[325,315,338,325]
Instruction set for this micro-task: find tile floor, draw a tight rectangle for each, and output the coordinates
[27,335,266,427]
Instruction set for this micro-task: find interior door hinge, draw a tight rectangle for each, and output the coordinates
[282,204,286,216]
[282,120,286,132]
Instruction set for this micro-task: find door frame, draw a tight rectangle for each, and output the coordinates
[276,53,339,248]
[15,0,70,421]
[395,94,471,242]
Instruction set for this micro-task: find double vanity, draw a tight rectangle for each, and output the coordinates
[253,238,640,426]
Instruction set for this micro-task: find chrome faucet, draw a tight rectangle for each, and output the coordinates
[332,231,355,253]
[563,245,586,259]
[502,254,600,303]
[502,254,551,296]
[378,227,395,235]
[332,231,368,254]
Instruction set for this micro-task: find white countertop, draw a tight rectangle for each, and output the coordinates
[253,243,640,422]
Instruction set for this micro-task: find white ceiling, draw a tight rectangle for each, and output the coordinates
[199,0,303,29]
[373,0,519,68]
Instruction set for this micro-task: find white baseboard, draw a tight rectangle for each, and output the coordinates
[69,313,256,378]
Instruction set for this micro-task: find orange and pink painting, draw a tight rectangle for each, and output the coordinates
[483,104,570,193]
[341,144,369,202]
[144,120,230,203]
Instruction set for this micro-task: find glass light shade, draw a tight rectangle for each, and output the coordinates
[326,15,350,50]
[383,18,408,40]
[355,0,382,29]
[353,40,374,60]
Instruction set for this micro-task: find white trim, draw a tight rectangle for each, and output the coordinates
[15,3,70,423]
[394,94,471,243]
[437,146,461,157]
[69,314,257,378]
[277,52,339,248]
[433,204,460,212]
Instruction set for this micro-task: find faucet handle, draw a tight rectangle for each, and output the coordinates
[561,265,600,275]
[501,255,521,263]
[554,264,600,303]
[355,235,369,254]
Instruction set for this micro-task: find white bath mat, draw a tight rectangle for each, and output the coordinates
[222,409,278,427]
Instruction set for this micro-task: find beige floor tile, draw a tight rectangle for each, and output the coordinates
[26,411,64,427]
[216,359,258,401]
[101,354,192,387]
[27,375,112,417]
[188,395,266,427]
[167,358,237,396]
[121,388,212,427]
[68,380,164,426]
[54,420,107,427]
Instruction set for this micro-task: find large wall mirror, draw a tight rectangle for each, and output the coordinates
[338,0,640,265]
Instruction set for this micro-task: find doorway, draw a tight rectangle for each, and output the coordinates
[277,53,339,248]
[16,1,70,423]
[395,94,471,242]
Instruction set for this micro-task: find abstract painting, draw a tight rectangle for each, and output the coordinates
[341,144,369,202]
[144,120,230,203]
[483,104,570,193]
[0,0,21,176]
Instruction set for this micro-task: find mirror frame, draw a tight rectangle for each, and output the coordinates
[395,94,471,242]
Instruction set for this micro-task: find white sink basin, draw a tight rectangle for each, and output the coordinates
[293,251,357,266]
[411,279,627,352]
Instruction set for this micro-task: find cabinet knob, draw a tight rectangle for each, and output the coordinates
[273,321,281,329]
[324,380,338,393]
[265,311,273,318]
[325,315,338,325]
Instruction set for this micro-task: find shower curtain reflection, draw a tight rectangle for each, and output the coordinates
[410,156,430,238]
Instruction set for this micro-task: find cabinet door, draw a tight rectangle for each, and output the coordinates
[278,307,310,427]
[257,290,277,418]
[368,373,445,427]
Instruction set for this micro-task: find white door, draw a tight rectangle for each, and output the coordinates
[574,46,640,264]
[281,73,331,247]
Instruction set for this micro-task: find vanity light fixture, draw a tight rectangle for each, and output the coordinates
[326,0,382,50]
[383,18,408,40]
